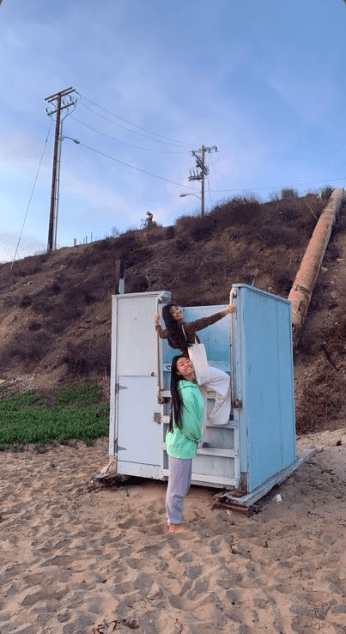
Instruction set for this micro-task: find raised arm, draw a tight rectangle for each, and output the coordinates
[153,313,169,340]
[185,305,235,336]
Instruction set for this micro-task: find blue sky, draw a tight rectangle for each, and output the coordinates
[1,0,346,261]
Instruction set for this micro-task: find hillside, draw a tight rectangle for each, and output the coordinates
[1,192,345,434]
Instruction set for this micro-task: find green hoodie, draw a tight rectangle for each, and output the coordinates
[166,380,204,459]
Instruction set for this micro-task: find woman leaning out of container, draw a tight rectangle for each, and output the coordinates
[154,302,234,440]
[165,354,204,533]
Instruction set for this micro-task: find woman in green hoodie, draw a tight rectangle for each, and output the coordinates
[165,354,204,533]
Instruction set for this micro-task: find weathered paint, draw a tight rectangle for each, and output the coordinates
[232,284,295,492]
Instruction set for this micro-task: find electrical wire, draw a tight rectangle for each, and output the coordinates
[76,95,344,197]
[77,141,200,192]
[206,176,346,194]
[69,115,189,154]
[11,121,53,268]
[78,101,194,149]
[207,176,213,210]
[78,93,195,149]
[77,138,344,197]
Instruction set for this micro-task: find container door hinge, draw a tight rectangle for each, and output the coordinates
[232,399,242,409]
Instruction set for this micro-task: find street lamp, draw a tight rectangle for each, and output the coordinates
[62,136,80,144]
[179,192,202,216]
[53,133,80,250]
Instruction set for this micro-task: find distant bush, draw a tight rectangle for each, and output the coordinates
[175,215,196,235]
[144,226,165,245]
[210,196,261,230]
[281,188,299,199]
[125,246,153,268]
[84,292,97,305]
[279,206,299,223]
[272,270,294,294]
[175,237,191,252]
[261,226,305,248]
[5,330,55,367]
[190,216,216,242]
[320,186,334,201]
[269,191,281,202]
[19,295,32,308]
[114,231,138,252]
[62,340,111,376]
[165,226,175,240]
[50,283,62,295]
[28,322,42,331]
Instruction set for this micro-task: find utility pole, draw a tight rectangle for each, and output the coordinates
[188,145,217,217]
[45,87,77,251]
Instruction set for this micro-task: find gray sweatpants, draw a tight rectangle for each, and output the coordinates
[166,456,192,525]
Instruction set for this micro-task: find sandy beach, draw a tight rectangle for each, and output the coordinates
[1,429,346,634]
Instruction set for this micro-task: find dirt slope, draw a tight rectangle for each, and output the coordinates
[0,193,345,434]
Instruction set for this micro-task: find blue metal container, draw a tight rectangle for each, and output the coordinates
[109,284,311,506]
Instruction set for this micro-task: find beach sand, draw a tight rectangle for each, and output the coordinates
[1,429,346,634]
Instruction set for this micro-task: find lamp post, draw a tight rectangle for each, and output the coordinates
[52,132,80,250]
[179,193,202,216]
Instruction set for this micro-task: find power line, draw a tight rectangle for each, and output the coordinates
[77,141,200,192]
[78,94,195,149]
[69,115,189,154]
[206,176,346,194]
[11,121,53,268]
[68,95,346,198]
[76,137,344,197]
[78,101,192,149]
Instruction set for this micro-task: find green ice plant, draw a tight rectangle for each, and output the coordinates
[0,381,109,452]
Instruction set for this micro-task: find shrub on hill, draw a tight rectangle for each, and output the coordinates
[281,188,299,199]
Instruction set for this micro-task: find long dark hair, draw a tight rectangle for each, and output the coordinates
[162,303,188,350]
[169,355,186,433]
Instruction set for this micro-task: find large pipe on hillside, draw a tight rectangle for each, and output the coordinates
[288,188,345,349]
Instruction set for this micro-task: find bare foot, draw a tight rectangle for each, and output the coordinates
[167,524,187,533]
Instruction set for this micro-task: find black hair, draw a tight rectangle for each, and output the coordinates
[168,355,186,433]
[162,303,188,351]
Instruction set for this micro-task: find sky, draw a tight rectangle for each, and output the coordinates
[1,0,346,262]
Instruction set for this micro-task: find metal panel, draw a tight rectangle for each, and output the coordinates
[109,291,170,466]
[116,295,158,376]
[117,375,163,467]
[233,284,295,492]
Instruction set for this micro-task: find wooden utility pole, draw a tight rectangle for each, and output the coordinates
[201,145,205,218]
[188,145,217,216]
[45,87,77,251]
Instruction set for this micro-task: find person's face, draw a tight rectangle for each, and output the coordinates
[176,357,194,381]
[169,305,184,322]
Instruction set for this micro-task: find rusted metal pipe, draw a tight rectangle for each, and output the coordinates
[288,188,345,348]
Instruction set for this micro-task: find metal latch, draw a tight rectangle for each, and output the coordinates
[115,383,128,394]
[154,412,162,424]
